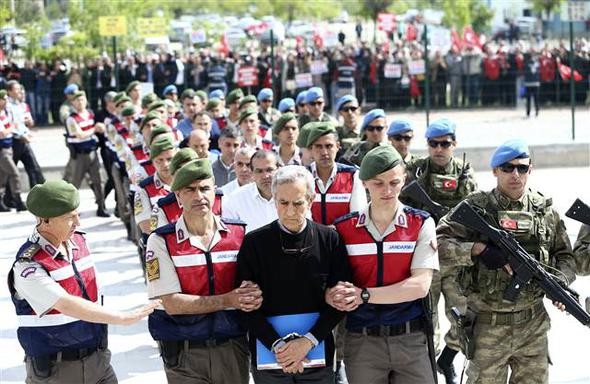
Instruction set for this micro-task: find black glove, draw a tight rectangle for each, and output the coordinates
[478,244,508,269]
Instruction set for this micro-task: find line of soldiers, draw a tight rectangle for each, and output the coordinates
[8,79,590,383]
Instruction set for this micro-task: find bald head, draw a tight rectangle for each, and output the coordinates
[188,129,210,159]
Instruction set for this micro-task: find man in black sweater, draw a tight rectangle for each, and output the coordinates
[236,165,349,383]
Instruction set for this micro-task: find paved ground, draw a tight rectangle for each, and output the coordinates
[1,166,590,383]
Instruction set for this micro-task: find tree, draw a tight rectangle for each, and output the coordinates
[531,0,565,20]
[440,0,493,34]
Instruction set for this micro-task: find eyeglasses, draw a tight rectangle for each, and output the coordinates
[498,163,530,174]
[253,167,277,175]
[391,135,413,142]
[341,106,358,113]
[280,230,314,256]
[427,140,453,149]
[309,101,323,106]
[366,125,385,132]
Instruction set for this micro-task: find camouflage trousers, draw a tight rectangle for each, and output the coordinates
[431,270,466,353]
[466,307,550,384]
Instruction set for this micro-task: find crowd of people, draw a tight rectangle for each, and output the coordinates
[4,67,590,384]
[1,33,589,128]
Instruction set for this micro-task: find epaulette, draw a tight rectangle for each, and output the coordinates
[336,163,357,173]
[333,211,360,225]
[130,143,142,151]
[139,175,155,188]
[17,242,41,261]
[403,206,431,220]
[157,192,177,207]
[220,217,247,226]
[155,222,175,235]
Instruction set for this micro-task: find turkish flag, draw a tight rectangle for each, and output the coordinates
[442,179,457,189]
[406,24,417,41]
[559,63,583,82]
[462,25,481,48]
[451,29,462,50]
[219,34,230,57]
[500,219,518,230]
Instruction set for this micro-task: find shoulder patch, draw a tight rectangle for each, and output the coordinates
[157,192,177,207]
[155,222,176,235]
[333,211,360,225]
[403,206,431,219]
[139,175,155,188]
[220,217,247,226]
[17,242,41,261]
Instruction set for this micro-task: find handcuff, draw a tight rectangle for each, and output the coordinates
[271,332,307,353]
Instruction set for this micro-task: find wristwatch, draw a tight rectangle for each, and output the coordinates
[361,288,370,304]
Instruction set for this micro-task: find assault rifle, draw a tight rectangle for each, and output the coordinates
[565,198,590,226]
[402,180,449,221]
[449,201,590,327]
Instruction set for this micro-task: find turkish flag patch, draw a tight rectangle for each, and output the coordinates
[500,219,518,230]
[442,179,457,189]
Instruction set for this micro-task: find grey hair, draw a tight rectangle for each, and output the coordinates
[271,165,316,200]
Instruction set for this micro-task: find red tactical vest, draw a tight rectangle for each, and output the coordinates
[159,220,245,295]
[311,165,355,225]
[139,174,170,206]
[131,144,149,163]
[139,160,156,177]
[335,209,425,288]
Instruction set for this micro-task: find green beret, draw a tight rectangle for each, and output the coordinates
[226,88,244,104]
[273,112,297,135]
[171,159,213,191]
[150,137,175,160]
[27,180,80,218]
[113,92,126,104]
[170,148,199,175]
[0,89,7,98]
[121,106,136,117]
[180,88,195,101]
[141,93,159,108]
[149,124,172,145]
[239,94,257,110]
[359,145,403,181]
[72,90,86,100]
[306,122,336,147]
[206,98,221,111]
[296,122,313,148]
[115,96,132,107]
[125,80,140,95]
[148,100,166,112]
[195,90,208,103]
[239,107,257,125]
[139,112,160,131]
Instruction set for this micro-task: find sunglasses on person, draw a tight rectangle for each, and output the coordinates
[341,106,358,113]
[427,140,454,149]
[498,163,530,174]
[365,125,385,132]
[309,101,323,106]
[391,134,413,142]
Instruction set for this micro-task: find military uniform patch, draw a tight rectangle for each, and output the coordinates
[20,266,37,278]
[146,258,160,281]
[134,194,143,215]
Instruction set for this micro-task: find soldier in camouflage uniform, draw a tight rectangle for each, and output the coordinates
[341,108,387,167]
[573,224,590,276]
[402,118,478,384]
[437,139,576,384]
[334,95,360,159]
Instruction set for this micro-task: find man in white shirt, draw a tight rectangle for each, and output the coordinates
[222,150,278,233]
[220,147,255,196]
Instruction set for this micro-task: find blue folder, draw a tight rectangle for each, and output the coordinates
[256,312,326,370]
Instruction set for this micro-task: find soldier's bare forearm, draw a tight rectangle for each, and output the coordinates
[160,292,230,315]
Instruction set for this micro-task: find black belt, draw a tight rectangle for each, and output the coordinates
[185,337,232,349]
[32,345,100,363]
[349,318,424,337]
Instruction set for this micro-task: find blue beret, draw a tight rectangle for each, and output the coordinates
[490,139,530,168]
[64,84,79,95]
[425,118,456,139]
[336,95,358,111]
[209,89,225,100]
[162,85,178,96]
[361,109,386,131]
[387,119,413,136]
[296,91,308,105]
[278,98,295,113]
[305,87,324,103]
[257,88,273,102]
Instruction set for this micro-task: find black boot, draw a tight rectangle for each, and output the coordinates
[96,205,110,217]
[13,195,26,212]
[437,346,459,384]
[3,194,15,208]
[0,200,10,212]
